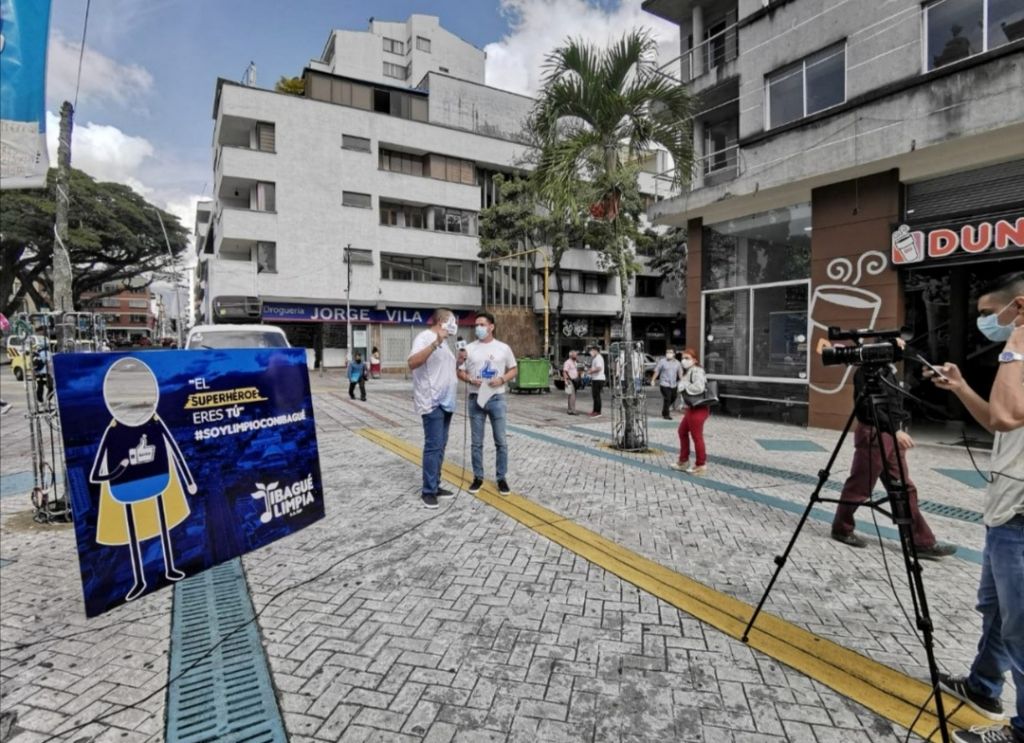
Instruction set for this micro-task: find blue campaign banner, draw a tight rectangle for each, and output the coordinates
[0,0,52,190]
[53,349,324,617]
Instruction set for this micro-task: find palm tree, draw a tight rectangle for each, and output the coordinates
[531,29,693,449]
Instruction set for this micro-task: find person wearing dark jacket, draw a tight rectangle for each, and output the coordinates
[830,360,955,559]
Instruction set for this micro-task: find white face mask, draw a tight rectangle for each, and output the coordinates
[666,353,675,360]
[442,317,458,336]
[681,358,695,369]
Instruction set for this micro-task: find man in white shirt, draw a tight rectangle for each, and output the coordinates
[408,309,459,509]
[588,346,605,417]
[931,272,1024,743]
[457,312,517,496]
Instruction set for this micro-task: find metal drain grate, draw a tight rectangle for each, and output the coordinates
[917,501,984,524]
[166,558,286,743]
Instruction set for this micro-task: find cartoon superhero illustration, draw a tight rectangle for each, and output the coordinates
[88,357,197,601]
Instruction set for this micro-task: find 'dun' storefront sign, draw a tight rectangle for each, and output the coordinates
[53,348,324,617]
[891,216,1024,266]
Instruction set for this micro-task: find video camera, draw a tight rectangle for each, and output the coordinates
[821,326,905,367]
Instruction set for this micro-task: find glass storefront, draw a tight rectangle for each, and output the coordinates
[701,204,812,422]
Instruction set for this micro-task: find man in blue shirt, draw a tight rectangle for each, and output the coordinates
[348,353,367,401]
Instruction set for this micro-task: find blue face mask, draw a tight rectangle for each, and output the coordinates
[977,300,1019,342]
[474,326,489,340]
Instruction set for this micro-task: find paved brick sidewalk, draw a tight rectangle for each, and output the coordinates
[0,372,1006,742]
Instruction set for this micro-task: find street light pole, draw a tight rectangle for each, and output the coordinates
[151,208,184,347]
[345,244,352,366]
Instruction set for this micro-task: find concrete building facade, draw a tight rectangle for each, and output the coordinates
[198,14,683,370]
[644,0,1024,427]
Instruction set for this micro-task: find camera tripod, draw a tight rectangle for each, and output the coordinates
[741,363,951,743]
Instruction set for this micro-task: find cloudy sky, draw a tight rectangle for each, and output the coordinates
[45,0,677,242]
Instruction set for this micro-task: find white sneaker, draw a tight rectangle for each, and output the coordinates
[686,465,707,475]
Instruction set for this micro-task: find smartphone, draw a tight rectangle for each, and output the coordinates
[918,357,950,382]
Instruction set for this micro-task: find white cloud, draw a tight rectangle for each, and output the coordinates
[43,111,205,260]
[45,111,155,189]
[484,0,679,96]
[46,29,154,110]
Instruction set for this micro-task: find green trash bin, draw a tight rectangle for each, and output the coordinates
[513,358,551,393]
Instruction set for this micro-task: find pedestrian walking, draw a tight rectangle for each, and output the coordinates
[370,347,381,378]
[407,309,459,509]
[562,350,580,415]
[930,272,1024,743]
[458,311,517,496]
[588,346,605,417]
[651,348,682,419]
[672,348,710,475]
[829,355,956,559]
[348,352,367,401]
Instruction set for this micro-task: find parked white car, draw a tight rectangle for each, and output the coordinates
[184,324,290,350]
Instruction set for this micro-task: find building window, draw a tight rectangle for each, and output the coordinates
[257,242,276,273]
[379,201,427,229]
[704,120,738,175]
[381,254,477,284]
[701,204,811,381]
[383,37,404,55]
[433,207,477,236]
[344,248,374,265]
[379,149,425,176]
[306,72,426,121]
[100,297,120,307]
[342,191,372,209]
[255,122,275,152]
[702,204,811,290]
[129,314,149,324]
[128,299,149,308]
[582,274,608,294]
[342,134,371,152]
[427,154,476,185]
[383,62,409,80]
[766,43,845,129]
[407,37,412,55]
[254,182,275,211]
[416,36,431,52]
[924,0,1023,70]
[635,276,662,298]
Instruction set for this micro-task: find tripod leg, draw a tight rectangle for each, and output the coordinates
[742,404,861,642]
[865,387,952,743]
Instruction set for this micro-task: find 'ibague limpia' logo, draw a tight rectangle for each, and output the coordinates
[251,474,316,523]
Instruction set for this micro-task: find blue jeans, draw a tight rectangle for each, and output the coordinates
[469,393,507,480]
[967,514,1024,735]
[421,406,453,496]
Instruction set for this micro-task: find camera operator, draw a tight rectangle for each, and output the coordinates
[830,338,957,559]
[930,272,1024,743]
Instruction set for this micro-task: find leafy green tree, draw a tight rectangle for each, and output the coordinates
[274,76,305,96]
[531,29,693,447]
[0,167,189,317]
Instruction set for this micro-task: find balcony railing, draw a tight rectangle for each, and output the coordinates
[655,22,738,85]
[648,143,742,198]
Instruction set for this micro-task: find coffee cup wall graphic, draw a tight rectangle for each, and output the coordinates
[53,348,325,617]
[808,251,889,395]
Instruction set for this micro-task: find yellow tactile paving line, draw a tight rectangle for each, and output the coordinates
[358,427,987,742]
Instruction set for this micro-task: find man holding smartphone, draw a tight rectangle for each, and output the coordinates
[931,272,1024,743]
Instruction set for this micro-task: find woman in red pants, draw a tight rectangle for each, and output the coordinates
[672,348,710,475]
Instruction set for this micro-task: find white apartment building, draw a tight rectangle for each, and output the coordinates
[643,0,1024,428]
[196,14,683,370]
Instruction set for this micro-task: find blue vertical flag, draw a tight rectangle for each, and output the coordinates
[0,0,52,190]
